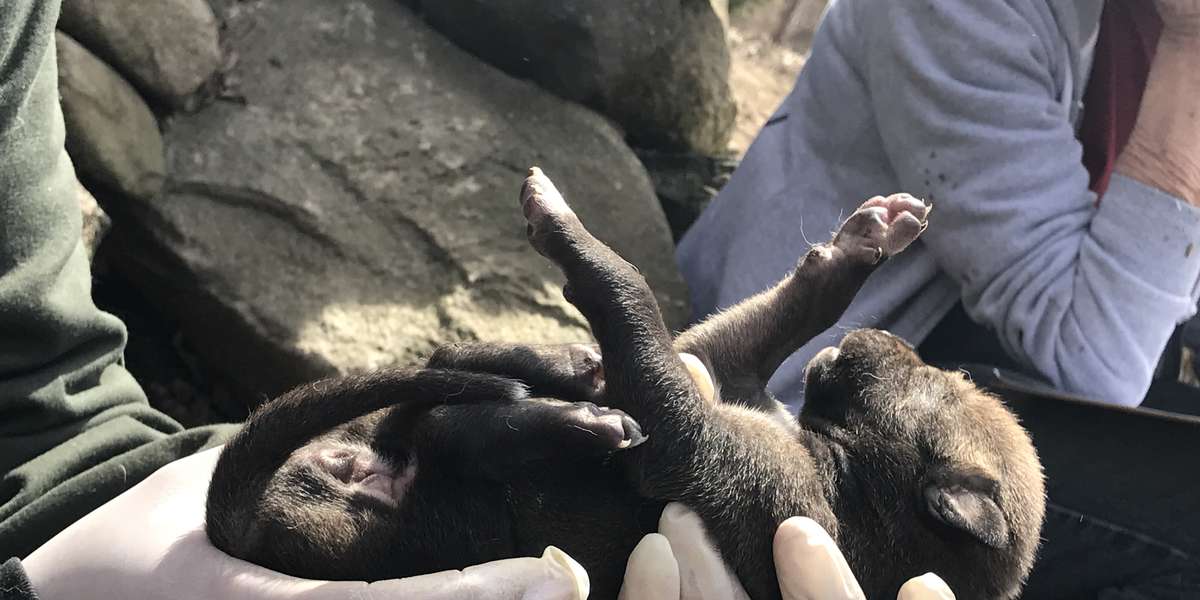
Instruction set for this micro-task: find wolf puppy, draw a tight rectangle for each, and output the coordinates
[206,169,1044,599]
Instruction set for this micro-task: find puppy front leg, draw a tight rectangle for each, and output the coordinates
[674,195,930,409]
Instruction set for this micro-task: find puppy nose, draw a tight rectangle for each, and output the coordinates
[880,329,917,351]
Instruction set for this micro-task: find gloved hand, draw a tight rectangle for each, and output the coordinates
[23,446,589,600]
[619,503,956,600]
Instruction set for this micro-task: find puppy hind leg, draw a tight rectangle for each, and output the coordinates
[416,398,646,480]
[427,342,604,403]
[519,168,704,434]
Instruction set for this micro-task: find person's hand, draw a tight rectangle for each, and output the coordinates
[618,503,956,600]
[23,446,589,600]
[772,514,955,600]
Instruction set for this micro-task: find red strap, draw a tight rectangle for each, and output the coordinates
[1078,0,1162,200]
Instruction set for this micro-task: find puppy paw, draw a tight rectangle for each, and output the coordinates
[563,402,647,451]
[520,167,578,254]
[834,193,930,264]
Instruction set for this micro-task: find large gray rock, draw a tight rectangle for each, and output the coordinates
[418,0,736,155]
[58,0,221,108]
[637,149,738,241]
[56,32,165,202]
[117,0,687,398]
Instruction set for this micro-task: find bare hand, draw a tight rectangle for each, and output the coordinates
[1156,1,1200,37]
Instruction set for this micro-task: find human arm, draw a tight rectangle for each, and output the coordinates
[860,0,1200,405]
[0,0,237,560]
[1115,2,1200,205]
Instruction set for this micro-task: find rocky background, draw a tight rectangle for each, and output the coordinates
[66,0,825,425]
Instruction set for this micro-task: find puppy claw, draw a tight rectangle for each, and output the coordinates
[575,402,646,451]
[619,414,648,449]
[886,212,925,255]
[520,167,578,255]
[521,167,572,224]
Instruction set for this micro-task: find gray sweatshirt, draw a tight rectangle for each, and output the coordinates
[678,0,1200,408]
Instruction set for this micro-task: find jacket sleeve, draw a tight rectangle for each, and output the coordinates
[0,558,38,600]
[859,0,1200,405]
[0,0,233,560]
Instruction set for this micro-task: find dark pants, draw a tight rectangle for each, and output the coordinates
[921,304,1200,599]
[1029,504,1199,600]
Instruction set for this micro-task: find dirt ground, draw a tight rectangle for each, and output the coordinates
[726,0,825,155]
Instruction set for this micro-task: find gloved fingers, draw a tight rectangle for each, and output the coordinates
[24,447,224,600]
[657,502,751,600]
[206,546,588,600]
[774,517,866,600]
[618,533,679,600]
[897,573,955,600]
[352,547,589,600]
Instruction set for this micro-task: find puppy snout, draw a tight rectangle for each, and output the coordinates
[840,328,921,362]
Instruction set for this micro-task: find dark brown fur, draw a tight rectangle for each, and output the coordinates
[206,172,1044,599]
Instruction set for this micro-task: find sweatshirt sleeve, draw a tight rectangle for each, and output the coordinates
[860,0,1200,405]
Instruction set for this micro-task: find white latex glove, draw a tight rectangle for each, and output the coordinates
[23,446,589,600]
[618,503,956,600]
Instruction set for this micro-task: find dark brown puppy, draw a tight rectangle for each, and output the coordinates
[206,169,1044,599]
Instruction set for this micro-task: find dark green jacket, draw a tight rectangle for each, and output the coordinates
[0,0,233,561]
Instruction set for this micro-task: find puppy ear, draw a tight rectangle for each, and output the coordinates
[923,469,1009,549]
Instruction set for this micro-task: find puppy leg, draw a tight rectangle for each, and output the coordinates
[216,368,530,471]
[415,397,645,480]
[522,169,840,600]
[427,342,604,403]
[520,168,704,439]
[674,194,930,411]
